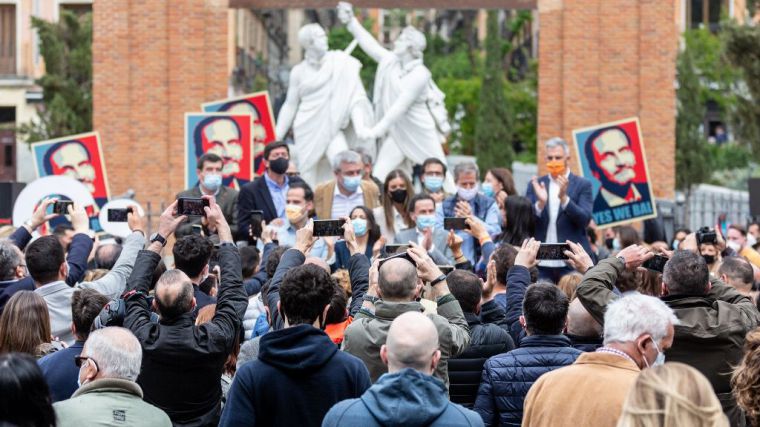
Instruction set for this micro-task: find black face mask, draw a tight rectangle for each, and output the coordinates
[269,157,289,175]
[390,189,407,204]
[703,254,715,265]
[604,237,614,250]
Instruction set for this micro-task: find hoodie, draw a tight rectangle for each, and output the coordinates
[219,324,371,427]
[322,368,483,427]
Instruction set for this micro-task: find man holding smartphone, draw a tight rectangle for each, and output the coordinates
[176,153,238,239]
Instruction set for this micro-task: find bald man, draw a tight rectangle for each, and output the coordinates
[565,298,603,352]
[324,312,483,426]
[343,242,470,390]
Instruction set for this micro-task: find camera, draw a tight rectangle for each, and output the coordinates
[696,227,717,245]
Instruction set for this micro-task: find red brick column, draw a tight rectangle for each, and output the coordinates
[93,0,228,207]
[537,0,677,199]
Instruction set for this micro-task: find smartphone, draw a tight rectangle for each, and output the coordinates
[107,208,131,222]
[379,251,417,268]
[191,224,203,236]
[52,200,73,215]
[438,265,455,274]
[385,244,410,255]
[643,254,669,273]
[249,210,264,239]
[313,219,346,237]
[443,217,468,231]
[537,243,570,260]
[177,197,209,217]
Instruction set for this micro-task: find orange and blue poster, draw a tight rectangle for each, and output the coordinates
[572,117,657,227]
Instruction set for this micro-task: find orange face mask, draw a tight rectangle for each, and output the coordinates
[546,160,566,177]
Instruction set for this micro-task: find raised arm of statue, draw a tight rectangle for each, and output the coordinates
[337,2,390,64]
[371,67,431,136]
[275,67,301,140]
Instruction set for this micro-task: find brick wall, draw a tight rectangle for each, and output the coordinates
[93,0,228,208]
[537,0,677,199]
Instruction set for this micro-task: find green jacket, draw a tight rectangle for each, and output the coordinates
[576,257,760,424]
[342,295,470,390]
[54,378,171,427]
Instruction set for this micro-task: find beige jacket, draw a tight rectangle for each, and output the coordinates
[314,179,380,220]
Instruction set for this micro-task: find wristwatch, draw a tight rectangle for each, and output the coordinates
[149,232,167,247]
[616,255,627,266]
[430,274,448,287]
[362,294,379,304]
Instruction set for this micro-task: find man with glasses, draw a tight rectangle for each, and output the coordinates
[54,327,171,426]
[526,137,593,283]
[314,150,380,220]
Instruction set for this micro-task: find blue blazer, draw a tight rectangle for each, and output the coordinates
[525,173,593,256]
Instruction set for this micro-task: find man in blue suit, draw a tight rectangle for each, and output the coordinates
[526,137,593,283]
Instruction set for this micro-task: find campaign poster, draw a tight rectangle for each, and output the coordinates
[30,132,110,231]
[572,117,657,228]
[201,91,276,176]
[184,113,253,190]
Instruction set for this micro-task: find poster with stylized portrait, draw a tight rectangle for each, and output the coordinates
[30,132,111,231]
[185,113,253,190]
[201,91,276,176]
[572,117,657,228]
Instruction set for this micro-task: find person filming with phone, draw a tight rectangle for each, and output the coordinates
[526,137,593,283]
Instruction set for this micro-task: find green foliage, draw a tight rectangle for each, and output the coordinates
[682,29,739,110]
[18,11,92,143]
[474,11,514,171]
[722,23,760,158]
[328,21,378,95]
[675,45,711,192]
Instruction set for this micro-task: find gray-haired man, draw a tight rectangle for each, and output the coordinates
[314,150,380,220]
[53,327,171,427]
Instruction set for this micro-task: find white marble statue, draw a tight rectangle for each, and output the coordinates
[337,2,454,192]
[276,23,375,186]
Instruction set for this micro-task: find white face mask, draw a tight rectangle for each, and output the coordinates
[727,240,741,252]
[642,337,665,369]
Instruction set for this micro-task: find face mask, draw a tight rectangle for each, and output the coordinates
[604,237,614,250]
[749,234,758,248]
[202,174,222,192]
[423,176,444,192]
[642,337,666,369]
[546,160,566,177]
[269,157,289,175]
[481,182,495,198]
[390,189,407,204]
[671,240,681,250]
[352,218,368,237]
[285,204,305,224]
[612,238,621,251]
[457,187,478,202]
[416,214,436,231]
[703,254,716,265]
[342,176,362,193]
[727,240,741,252]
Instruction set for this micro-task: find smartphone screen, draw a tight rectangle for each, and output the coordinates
[250,210,264,239]
[443,217,468,231]
[385,244,410,255]
[537,243,570,260]
[52,200,73,215]
[642,255,668,273]
[438,265,455,274]
[107,208,130,222]
[379,251,417,268]
[313,219,346,237]
[191,224,203,236]
[177,197,209,217]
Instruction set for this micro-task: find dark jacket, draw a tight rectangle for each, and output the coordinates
[38,341,84,402]
[566,333,603,352]
[449,302,515,408]
[504,265,531,346]
[219,324,371,427]
[237,174,304,241]
[176,186,239,239]
[576,257,760,427]
[525,173,593,256]
[323,368,484,427]
[124,245,247,426]
[0,228,92,314]
[331,239,375,272]
[473,335,582,427]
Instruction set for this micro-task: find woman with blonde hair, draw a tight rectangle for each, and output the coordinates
[373,169,414,242]
[617,362,727,427]
[557,272,583,301]
[732,329,760,426]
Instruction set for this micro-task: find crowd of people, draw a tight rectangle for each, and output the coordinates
[3,137,760,426]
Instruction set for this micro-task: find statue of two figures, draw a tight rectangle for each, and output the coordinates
[276,2,455,191]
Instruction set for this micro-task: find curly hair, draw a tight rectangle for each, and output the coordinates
[172,235,214,278]
[733,329,760,425]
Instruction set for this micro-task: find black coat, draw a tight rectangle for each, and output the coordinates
[473,335,582,427]
[236,175,304,241]
[449,304,515,408]
[124,245,247,426]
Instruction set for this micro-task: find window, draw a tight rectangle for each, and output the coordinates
[60,3,92,17]
[0,5,15,75]
[689,0,728,31]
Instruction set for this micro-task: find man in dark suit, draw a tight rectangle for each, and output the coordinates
[583,126,652,213]
[236,141,304,242]
[176,153,238,239]
[526,137,593,283]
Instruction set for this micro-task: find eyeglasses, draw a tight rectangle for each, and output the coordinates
[546,155,565,161]
[286,172,300,177]
[74,355,99,373]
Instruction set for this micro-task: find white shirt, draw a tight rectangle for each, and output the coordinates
[331,185,364,219]
[415,228,436,253]
[536,172,570,268]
